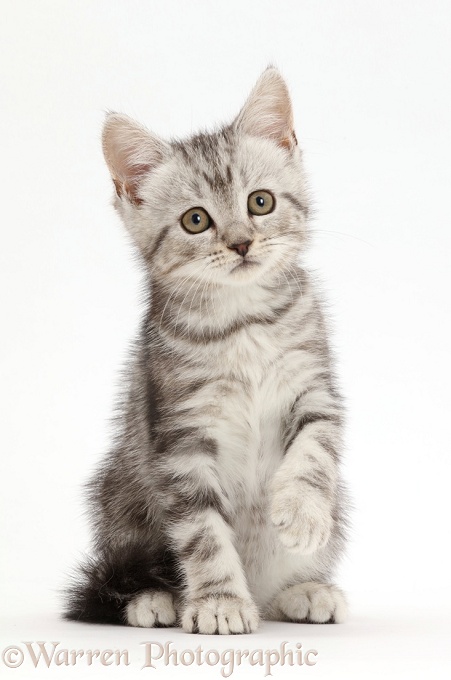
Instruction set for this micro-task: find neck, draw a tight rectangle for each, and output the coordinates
[149,264,304,341]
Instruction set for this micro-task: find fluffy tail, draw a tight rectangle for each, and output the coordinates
[63,543,180,624]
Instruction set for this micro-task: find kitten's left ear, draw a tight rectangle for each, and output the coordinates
[234,67,297,150]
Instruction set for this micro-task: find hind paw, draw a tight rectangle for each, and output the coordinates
[126,590,176,628]
[269,583,347,624]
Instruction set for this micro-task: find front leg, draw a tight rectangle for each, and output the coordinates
[270,384,344,554]
[156,428,259,634]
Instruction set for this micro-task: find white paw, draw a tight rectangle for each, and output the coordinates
[182,595,259,634]
[270,475,333,554]
[126,590,177,628]
[273,583,347,623]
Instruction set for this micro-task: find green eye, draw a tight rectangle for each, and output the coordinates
[181,207,211,234]
[248,190,275,216]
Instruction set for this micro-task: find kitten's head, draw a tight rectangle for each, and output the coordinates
[103,68,309,288]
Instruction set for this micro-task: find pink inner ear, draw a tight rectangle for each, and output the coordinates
[280,131,298,150]
[115,164,152,205]
[123,164,151,205]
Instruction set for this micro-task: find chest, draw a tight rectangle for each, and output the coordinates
[206,325,311,504]
[211,319,313,431]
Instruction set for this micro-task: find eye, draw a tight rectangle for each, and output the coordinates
[248,190,275,216]
[181,207,211,234]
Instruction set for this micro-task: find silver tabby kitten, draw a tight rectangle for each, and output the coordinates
[65,68,348,634]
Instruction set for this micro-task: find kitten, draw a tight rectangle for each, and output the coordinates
[65,68,348,634]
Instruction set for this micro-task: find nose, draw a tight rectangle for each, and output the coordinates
[227,240,253,257]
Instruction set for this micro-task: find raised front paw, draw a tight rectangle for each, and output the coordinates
[270,475,333,554]
[181,594,259,634]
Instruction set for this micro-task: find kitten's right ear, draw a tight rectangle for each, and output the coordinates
[102,113,168,205]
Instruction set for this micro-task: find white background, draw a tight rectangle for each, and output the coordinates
[1,1,450,678]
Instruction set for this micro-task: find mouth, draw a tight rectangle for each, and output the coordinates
[230,258,260,273]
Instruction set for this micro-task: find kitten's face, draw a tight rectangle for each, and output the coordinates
[103,69,309,289]
[132,131,307,286]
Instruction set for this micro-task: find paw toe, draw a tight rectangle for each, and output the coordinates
[182,596,259,635]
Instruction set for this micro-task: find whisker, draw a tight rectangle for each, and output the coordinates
[173,265,209,340]
[157,272,195,335]
[307,229,372,246]
[199,278,212,345]
[210,282,225,334]
[279,268,294,307]
[186,272,210,345]
[285,263,303,297]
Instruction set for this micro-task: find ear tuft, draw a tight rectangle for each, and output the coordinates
[234,68,296,150]
[102,113,168,205]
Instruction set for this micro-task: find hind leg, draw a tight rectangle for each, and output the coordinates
[126,590,177,628]
[266,582,347,624]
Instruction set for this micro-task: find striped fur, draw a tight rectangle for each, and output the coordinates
[64,68,349,633]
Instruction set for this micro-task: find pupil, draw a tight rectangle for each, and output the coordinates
[256,196,264,207]
[192,213,201,225]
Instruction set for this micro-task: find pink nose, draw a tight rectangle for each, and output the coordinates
[228,240,252,257]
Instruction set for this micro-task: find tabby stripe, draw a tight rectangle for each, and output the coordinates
[285,412,341,452]
[146,225,170,260]
[282,191,309,215]
[165,486,228,522]
[316,433,341,462]
[197,575,233,592]
[295,473,332,497]
[181,529,206,560]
